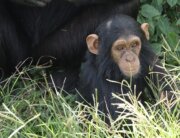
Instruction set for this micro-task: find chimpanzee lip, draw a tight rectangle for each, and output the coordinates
[122,67,140,76]
[124,70,138,73]
[123,68,138,72]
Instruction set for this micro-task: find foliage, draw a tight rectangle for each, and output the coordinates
[0,67,179,138]
[138,0,180,66]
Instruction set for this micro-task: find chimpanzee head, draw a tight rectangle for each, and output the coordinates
[86,14,150,78]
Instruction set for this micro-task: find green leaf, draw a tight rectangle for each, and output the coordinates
[157,17,171,35]
[176,19,180,26]
[140,4,161,18]
[156,0,163,5]
[166,32,180,50]
[167,0,178,7]
[152,0,163,13]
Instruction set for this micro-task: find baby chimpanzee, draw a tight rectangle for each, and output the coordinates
[79,14,173,122]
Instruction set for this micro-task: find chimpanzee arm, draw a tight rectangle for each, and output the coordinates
[10,0,135,7]
[10,0,52,7]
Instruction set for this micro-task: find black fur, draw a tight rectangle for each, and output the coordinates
[79,15,172,121]
[0,0,139,90]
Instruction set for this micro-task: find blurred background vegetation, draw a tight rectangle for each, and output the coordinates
[138,0,180,66]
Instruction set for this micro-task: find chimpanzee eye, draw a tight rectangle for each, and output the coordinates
[116,45,124,51]
[131,41,138,48]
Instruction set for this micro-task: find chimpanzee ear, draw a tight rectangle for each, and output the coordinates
[141,23,150,40]
[86,34,99,55]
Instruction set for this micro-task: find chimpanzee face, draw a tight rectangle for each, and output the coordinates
[111,35,141,77]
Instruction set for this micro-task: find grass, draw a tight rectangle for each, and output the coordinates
[0,40,179,138]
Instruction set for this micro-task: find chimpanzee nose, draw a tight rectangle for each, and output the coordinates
[126,55,134,62]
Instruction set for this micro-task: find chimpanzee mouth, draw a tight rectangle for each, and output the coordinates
[122,67,140,77]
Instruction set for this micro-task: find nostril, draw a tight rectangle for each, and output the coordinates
[126,55,134,62]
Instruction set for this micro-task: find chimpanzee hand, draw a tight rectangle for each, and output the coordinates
[10,0,52,7]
